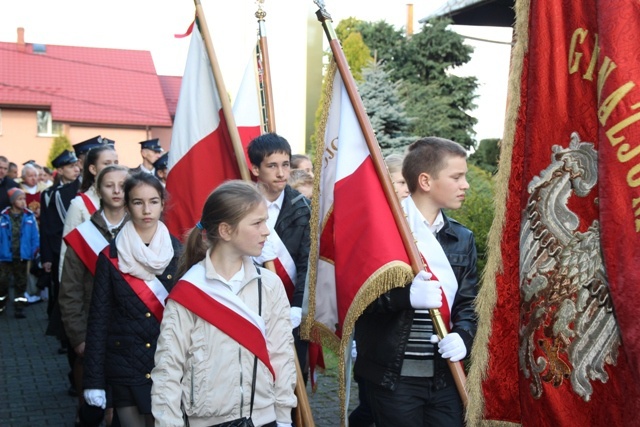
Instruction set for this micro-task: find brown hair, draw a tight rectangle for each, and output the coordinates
[96,165,129,209]
[288,168,313,189]
[80,145,117,192]
[176,180,265,280]
[402,137,467,194]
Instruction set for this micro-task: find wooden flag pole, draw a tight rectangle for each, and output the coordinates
[255,3,314,424]
[194,0,251,181]
[313,1,468,408]
[256,5,277,133]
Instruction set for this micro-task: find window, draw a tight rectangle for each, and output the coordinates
[37,110,62,136]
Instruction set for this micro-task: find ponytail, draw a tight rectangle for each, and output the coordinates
[175,226,208,280]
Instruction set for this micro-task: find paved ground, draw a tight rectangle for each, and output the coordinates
[0,291,359,427]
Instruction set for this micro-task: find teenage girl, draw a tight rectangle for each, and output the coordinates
[83,172,181,427]
[59,164,129,425]
[60,144,119,280]
[151,180,297,427]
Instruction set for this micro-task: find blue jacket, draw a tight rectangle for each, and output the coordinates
[0,207,39,262]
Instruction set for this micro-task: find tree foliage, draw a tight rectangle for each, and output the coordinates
[341,32,372,82]
[358,61,414,155]
[47,135,73,169]
[446,163,495,274]
[469,138,500,174]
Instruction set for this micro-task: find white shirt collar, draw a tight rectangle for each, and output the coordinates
[266,190,285,231]
[139,164,154,174]
[402,196,445,242]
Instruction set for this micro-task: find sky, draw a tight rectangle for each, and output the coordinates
[0,0,512,143]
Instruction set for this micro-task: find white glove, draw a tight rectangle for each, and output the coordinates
[276,423,293,427]
[290,306,302,328]
[438,332,467,362]
[253,239,277,265]
[409,270,442,309]
[351,340,358,359]
[84,389,106,409]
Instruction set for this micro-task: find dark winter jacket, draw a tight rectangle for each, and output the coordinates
[83,234,181,390]
[354,213,478,391]
[274,185,311,308]
[39,179,80,264]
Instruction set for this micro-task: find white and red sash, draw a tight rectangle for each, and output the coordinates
[102,248,168,322]
[63,220,108,275]
[268,229,297,302]
[168,264,276,379]
[78,192,98,215]
[402,196,458,330]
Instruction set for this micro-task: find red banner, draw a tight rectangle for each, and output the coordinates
[468,0,640,425]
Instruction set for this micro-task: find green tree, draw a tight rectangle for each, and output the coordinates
[47,135,73,169]
[356,20,405,65]
[446,163,495,273]
[469,138,500,174]
[341,32,372,82]
[358,61,414,155]
[399,75,478,149]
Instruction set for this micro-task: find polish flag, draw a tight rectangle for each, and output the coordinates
[306,58,413,344]
[233,46,262,169]
[165,24,244,239]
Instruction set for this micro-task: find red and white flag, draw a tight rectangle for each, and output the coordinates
[304,58,414,420]
[165,24,245,239]
[233,46,262,168]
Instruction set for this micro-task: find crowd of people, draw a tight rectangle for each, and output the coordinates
[0,131,478,427]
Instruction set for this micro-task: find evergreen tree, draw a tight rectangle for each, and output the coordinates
[341,32,372,82]
[358,61,414,155]
[446,163,495,273]
[469,138,500,174]
[47,135,73,169]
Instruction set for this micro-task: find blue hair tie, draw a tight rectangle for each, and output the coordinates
[195,221,204,230]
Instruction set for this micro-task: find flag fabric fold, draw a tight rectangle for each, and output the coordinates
[165,24,243,239]
[466,0,640,425]
[303,59,414,424]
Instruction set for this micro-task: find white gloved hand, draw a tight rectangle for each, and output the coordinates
[409,271,442,309]
[276,423,293,427]
[290,306,302,328]
[83,389,106,409]
[351,340,358,359]
[253,239,277,265]
[437,332,467,362]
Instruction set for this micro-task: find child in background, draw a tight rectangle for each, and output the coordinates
[385,153,410,201]
[288,169,313,200]
[0,188,39,318]
[152,180,296,427]
[291,153,313,178]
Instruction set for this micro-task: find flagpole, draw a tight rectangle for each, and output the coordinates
[256,4,277,132]
[194,0,251,181]
[313,1,468,407]
[255,4,315,425]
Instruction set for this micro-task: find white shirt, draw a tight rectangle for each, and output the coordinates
[139,164,154,174]
[266,190,285,231]
[216,264,245,295]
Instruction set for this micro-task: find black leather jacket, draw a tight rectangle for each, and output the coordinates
[275,185,311,308]
[354,212,478,391]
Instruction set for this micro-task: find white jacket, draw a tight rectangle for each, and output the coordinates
[151,253,297,427]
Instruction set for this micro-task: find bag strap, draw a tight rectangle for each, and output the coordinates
[249,265,262,417]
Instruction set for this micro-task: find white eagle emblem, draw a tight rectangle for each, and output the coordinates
[519,132,620,401]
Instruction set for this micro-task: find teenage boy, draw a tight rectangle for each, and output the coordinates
[354,137,478,427]
[131,138,163,174]
[247,132,311,380]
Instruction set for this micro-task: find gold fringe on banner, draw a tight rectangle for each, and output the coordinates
[302,57,337,341]
[465,0,530,425]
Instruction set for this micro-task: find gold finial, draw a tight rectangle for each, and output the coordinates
[255,0,266,20]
